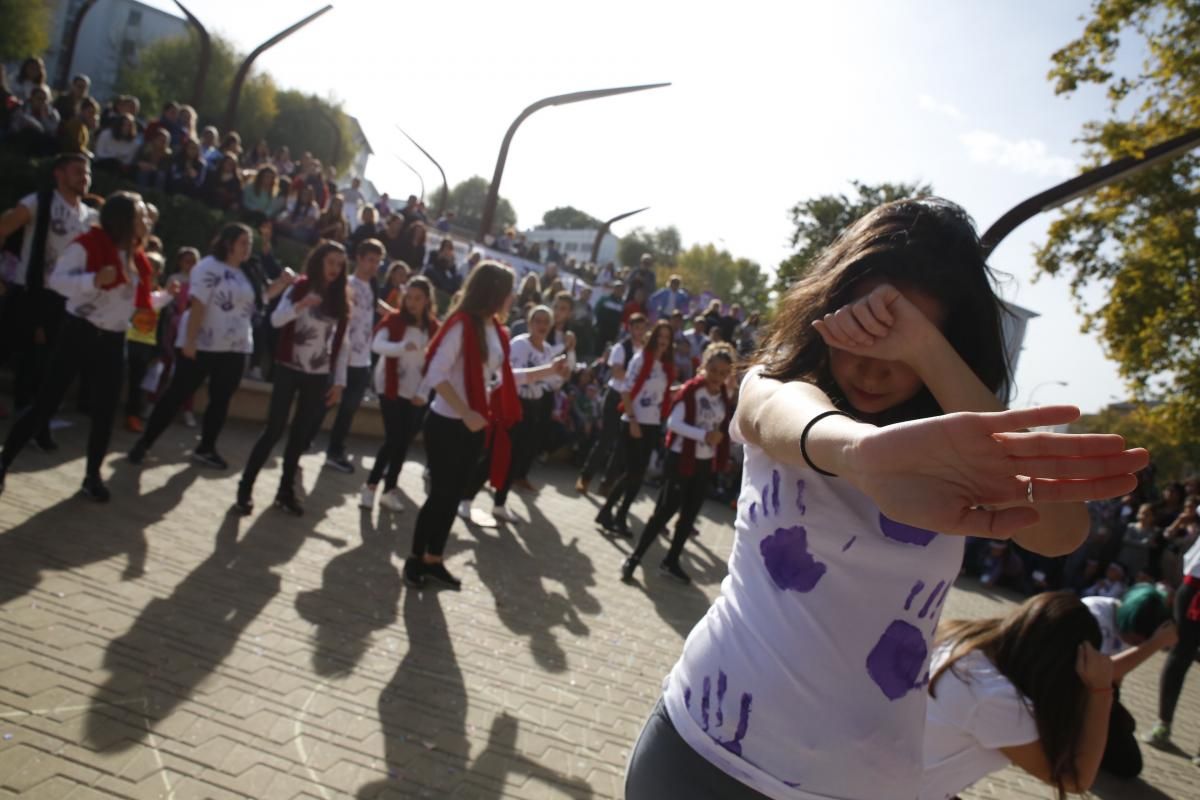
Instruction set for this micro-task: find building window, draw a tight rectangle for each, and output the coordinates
[127,9,142,25]
[564,241,578,252]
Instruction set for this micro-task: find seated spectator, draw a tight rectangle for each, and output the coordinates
[53,74,91,122]
[168,138,206,198]
[1118,503,1163,580]
[423,237,461,313]
[737,311,761,356]
[198,125,220,163]
[316,194,348,241]
[59,96,99,154]
[400,194,422,224]
[275,184,319,243]
[375,192,392,216]
[207,131,241,169]
[1155,482,1186,528]
[434,209,455,232]
[517,273,542,308]
[397,220,427,274]
[685,314,710,356]
[94,112,141,172]
[718,302,742,342]
[378,213,406,260]
[176,104,198,145]
[1160,494,1200,587]
[134,127,172,190]
[978,540,1026,590]
[648,274,690,319]
[11,57,47,101]
[348,205,380,250]
[204,154,243,211]
[242,165,282,223]
[596,261,616,285]
[1084,562,1129,599]
[272,144,294,176]
[628,252,655,297]
[594,281,625,346]
[674,337,695,382]
[496,227,515,252]
[622,286,647,326]
[245,138,271,168]
[10,84,60,138]
[341,177,364,229]
[526,241,541,262]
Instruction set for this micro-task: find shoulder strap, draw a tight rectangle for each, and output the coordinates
[26,188,55,292]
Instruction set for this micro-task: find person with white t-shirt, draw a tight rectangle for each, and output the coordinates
[1146,530,1200,763]
[622,343,735,585]
[596,318,676,538]
[623,198,1148,800]
[576,313,648,494]
[921,592,1114,800]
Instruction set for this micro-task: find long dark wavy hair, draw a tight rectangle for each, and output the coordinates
[449,260,514,358]
[99,191,143,251]
[931,592,1102,799]
[399,275,436,331]
[301,240,349,322]
[756,197,1011,425]
[644,318,675,368]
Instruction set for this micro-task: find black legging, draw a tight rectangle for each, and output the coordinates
[1158,579,1200,727]
[1101,689,1143,779]
[137,350,244,453]
[461,396,552,507]
[580,387,625,485]
[2,315,123,480]
[367,395,422,491]
[601,421,661,524]
[239,365,327,497]
[630,453,711,566]
[411,410,484,558]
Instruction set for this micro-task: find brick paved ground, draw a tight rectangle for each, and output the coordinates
[1,417,1197,799]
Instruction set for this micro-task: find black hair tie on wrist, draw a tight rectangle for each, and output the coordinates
[800,410,852,477]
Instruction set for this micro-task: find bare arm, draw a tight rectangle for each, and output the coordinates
[0,204,32,240]
[1111,622,1177,683]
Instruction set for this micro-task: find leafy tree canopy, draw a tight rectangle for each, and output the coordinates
[673,244,772,315]
[617,225,681,268]
[0,0,51,64]
[445,176,517,235]
[540,206,602,230]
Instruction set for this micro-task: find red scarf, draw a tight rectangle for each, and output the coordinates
[1185,575,1200,622]
[666,376,732,477]
[373,311,439,400]
[275,276,348,369]
[75,227,153,311]
[423,311,522,488]
[623,346,675,422]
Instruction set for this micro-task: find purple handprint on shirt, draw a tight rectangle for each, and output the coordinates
[760,526,827,593]
[866,579,948,700]
[686,669,753,757]
[878,512,937,547]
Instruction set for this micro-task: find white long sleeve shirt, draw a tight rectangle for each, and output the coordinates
[49,242,169,333]
[371,325,429,399]
[417,318,504,420]
[666,386,726,460]
[271,286,350,386]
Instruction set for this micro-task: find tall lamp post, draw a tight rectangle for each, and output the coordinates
[591,206,649,263]
[396,126,448,216]
[1025,379,1068,408]
[393,155,425,203]
[173,1,211,108]
[476,82,670,243]
[54,0,97,90]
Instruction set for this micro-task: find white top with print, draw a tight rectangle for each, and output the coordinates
[509,334,557,400]
[619,349,669,426]
[346,275,375,368]
[661,367,965,800]
[606,339,631,391]
[666,386,725,460]
[919,648,1039,800]
[1083,597,1128,657]
[417,317,504,421]
[9,190,98,287]
[49,243,169,333]
[271,285,349,386]
[372,324,430,400]
[188,256,256,354]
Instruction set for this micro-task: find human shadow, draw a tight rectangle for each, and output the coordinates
[295,508,402,677]
[455,712,594,800]
[82,474,345,751]
[1089,771,1175,800]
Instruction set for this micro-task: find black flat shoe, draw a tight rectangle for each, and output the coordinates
[659,560,691,584]
[620,557,638,582]
[274,492,304,516]
[80,476,111,503]
[234,485,254,515]
[403,557,425,588]
[422,562,462,590]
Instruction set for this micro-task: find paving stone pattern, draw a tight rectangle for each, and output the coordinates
[1,419,1196,798]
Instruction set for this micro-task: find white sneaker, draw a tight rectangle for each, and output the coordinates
[493,504,520,524]
[182,411,197,428]
[359,484,376,509]
[457,500,472,520]
[380,489,405,512]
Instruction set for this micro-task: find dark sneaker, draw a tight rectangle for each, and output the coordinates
[422,562,462,590]
[403,558,425,588]
[80,476,111,503]
[127,442,147,465]
[620,557,638,582]
[595,508,615,530]
[192,449,228,470]
[234,484,254,515]
[274,492,304,516]
[34,431,58,452]
[659,560,691,584]
[611,519,632,538]
[324,453,354,474]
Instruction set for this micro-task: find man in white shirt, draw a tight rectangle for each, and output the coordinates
[576,313,648,494]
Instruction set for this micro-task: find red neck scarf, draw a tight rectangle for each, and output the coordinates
[374,311,439,400]
[423,311,522,487]
[666,375,732,477]
[76,228,153,311]
[275,276,348,368]
[625,345,675,422]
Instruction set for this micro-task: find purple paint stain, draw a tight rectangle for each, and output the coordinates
[842,536,857,552]
[717,693,753,757]
[684,688,692,709]
[759,526,827,593]
[867,620,929,701]
[904,580,925,611]
[749,502,758,524]
[878,513,938,547]
[701,675,711,730]
[761,484,770,518]
[795,480,807,515]
[933,583,949,613]
[716,671,727,727]
[919,580,947,619]
[771,470,781,515]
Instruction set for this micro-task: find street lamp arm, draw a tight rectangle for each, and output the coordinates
[981,126,1200,258]
[55,0,97,90]
[173,1,211,108]
[592,207,650,263]
[394,156,425,203]
[397,126,448,215]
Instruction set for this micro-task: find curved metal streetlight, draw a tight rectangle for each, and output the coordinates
[224,4,333,133]
[476,82,671,242]
[591,206,649,263]
[54,0,97,90]
[981,126,1200,258]
[173,1,211,108]
[1024,379,1068,408]
[393,155,425,203]
[396,126,447,215]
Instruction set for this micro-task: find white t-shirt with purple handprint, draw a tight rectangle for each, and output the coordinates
[662,367,965,800]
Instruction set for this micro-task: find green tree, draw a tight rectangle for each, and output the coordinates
[1038,0,1200,440]
[540,206,602,230]
[266,90,356,173]
[617,225,682,268]
[445,176,517,236]
[674,244,771,313]
[1072,404,1199,483]
[777,180,932,290]
[0,0,51,64]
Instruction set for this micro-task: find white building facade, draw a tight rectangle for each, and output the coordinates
[523,227,619,266]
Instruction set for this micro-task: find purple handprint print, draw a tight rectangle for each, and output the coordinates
[760,526,826,593]
[878,512,937,547]
[866,579,948,700]
[687,669,753,757]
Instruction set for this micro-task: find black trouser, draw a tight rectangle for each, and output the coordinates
[138,350,244,454]
[626,698,770,800]
[368,395,421,491]
[1,285,61,442]
[580,387,624,484]
[311,364,370,457]
[411,410,484,558]
[1159,579,1200,727]
[2,315,123,480]
[512,393,554,481]
[631,453,711,566]
[601,422,661,523]
[125,340,158,418]
[240,365,327,496]
[1101,690,1143,779]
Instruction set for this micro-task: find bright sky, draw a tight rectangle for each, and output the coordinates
[140,0,1144,413]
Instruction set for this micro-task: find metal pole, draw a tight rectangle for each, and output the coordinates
[591,206,649,263]
[173,1,210,109]
[396,126,448,215]
[476,82,670,242]
[981,127,1200,257]
[223,4,333,133]
[393,155,425,202]
[55,0,97,90]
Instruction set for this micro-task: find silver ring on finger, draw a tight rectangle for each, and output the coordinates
[1026,479,1035,504]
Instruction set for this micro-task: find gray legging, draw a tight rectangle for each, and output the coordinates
[625,698,770,800]
[1158,579,1200,727]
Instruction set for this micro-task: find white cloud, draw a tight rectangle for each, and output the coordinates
[959,129,1076,178]
[917,93,965,121]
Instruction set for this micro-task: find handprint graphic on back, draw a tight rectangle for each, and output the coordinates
[749,469,828,594]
